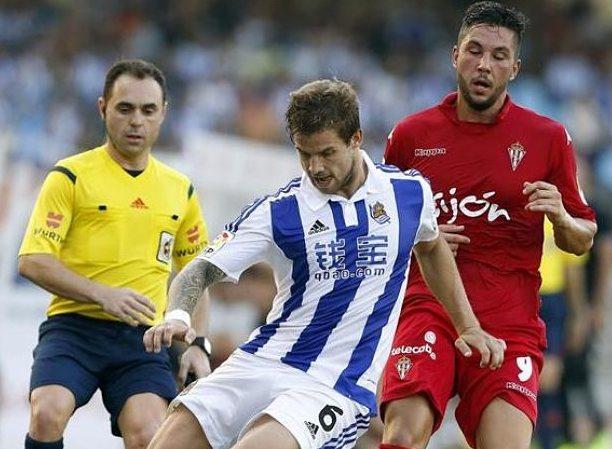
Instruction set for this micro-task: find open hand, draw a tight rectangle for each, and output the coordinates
[97,286,156,326]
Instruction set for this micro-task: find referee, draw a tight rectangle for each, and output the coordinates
[18,59,212,449]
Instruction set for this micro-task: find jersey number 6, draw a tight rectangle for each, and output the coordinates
[319,405,344,431]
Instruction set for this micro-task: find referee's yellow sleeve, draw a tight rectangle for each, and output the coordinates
[172,186,209,270]
[19,167,75,256]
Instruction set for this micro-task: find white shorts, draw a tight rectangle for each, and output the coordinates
[170,350,371,449]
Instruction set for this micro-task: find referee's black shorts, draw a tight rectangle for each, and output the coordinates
[30,313,177,436]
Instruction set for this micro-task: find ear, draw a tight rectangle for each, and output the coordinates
[160,101,169,123]
[452,45,459,69]
[510,58,521,82]
[98,97,106,120]
[351,129,363,149]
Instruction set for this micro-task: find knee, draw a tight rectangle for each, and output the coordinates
[29,392,73,440]
[123,424,159,449]
[382,408,432,449]
[383,425,430,449]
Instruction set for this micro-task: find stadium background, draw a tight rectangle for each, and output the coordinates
[0,0,610,448]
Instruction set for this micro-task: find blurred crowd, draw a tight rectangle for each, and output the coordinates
[0,1,610,448]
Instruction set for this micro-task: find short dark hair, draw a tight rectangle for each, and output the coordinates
[103,59,167,103]
[458,1,528,55]
[285,79,360,145]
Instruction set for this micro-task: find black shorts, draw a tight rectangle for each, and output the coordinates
[30,313,177,436]
[540,293,566,356]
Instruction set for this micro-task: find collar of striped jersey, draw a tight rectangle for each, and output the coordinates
[300,150,389,211]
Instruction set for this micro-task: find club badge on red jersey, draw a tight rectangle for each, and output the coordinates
[508,142,526,171]
[396,356,413,380]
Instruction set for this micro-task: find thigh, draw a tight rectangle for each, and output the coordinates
[380,307,457,432]
[30,319,99,408]
[100,345,177,436]
[476,397,533,449]
[456,341,543,448]
[170,351,279,449]
[234,414,299,449]
[148,404,212,449]
[250,381,371,449]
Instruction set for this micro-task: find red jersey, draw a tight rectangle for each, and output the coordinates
[385,92,596,344]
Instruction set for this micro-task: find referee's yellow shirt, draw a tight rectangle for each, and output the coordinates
[19,145,209,323]
[539,218,586,295]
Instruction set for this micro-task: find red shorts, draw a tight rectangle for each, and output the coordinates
[380,305,543,448]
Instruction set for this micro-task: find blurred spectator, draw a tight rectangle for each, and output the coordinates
[0,1,609,170]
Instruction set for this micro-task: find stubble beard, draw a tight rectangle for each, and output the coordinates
[104,121,148,158]
[338,151,358,194]
[458,73,507,112]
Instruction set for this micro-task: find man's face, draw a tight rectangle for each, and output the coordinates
[98,74,166,157]
[294,128,361,196]
[453,24,521,111]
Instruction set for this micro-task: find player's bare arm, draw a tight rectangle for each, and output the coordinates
[18,253,156,326]
[413,236,506,369]
[177,291,212,386]
[143,258,225,353]
[523,181,597,255]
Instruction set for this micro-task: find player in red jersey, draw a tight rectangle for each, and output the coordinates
[379,3,597,449]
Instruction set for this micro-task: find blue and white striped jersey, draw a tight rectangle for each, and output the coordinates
[199,151,438,414]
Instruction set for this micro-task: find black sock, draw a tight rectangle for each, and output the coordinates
[25,434,63,449]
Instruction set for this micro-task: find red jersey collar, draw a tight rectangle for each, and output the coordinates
[439,91,513,127]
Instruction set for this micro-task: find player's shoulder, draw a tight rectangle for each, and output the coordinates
[150,156,193,188]
[374,163,429,186]
[225,177,302,232]
[51,146,105,183]
[55,146,99,167]
[256,176,302,208]
[511,102,567,136]
[390,104,443,136]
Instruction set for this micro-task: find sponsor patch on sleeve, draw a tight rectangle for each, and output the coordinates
[204,230,235,255]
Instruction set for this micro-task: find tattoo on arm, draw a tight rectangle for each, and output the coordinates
[169,259,225,315]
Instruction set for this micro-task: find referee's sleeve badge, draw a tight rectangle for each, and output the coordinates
[157,231,175,264]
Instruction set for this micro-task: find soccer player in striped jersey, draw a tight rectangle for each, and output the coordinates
[144,79,505,449]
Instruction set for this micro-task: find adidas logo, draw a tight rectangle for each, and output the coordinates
[304,421,319,439]
[130,197,148,209]
[308,220,329,235]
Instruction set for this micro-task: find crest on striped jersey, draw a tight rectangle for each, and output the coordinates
[507,142,526,171]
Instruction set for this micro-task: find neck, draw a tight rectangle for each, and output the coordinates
[338,152,367,199]
[455,91,507,124]
[105,141,149,171]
